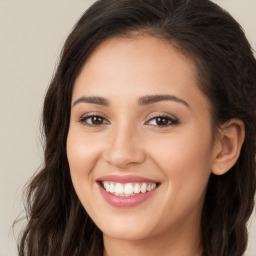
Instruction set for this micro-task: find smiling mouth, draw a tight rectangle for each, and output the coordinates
[99,181,159,197]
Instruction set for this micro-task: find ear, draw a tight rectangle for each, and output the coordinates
[212,118,245,175]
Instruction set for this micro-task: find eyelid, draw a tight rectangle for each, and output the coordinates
[79,111,108,120]
[146,112,178,121]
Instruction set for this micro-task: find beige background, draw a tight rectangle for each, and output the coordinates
[0,1,255,255]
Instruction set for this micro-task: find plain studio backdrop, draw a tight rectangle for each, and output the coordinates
[0,1,255,255]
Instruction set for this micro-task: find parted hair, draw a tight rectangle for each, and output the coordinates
[17,0,256,255]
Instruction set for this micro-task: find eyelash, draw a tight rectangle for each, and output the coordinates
[78,114,179,128]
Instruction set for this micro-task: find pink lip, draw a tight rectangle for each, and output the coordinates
[97,175,159,183]
[97,175,160,208]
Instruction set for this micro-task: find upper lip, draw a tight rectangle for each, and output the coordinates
[97,175,160,184]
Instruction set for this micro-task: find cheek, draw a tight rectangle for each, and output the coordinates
[66,130,100,200]
[67,130,102,175]
[148,128,213,205]
[66,132,105,222]
[149,128,213,171]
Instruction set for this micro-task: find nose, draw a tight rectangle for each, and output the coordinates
[103,123,146,169]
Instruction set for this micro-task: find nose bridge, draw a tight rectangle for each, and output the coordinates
[104,117,145,168]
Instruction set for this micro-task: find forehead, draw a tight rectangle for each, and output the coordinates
[73,36,198,95]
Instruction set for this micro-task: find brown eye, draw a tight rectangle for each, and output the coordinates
[91,116,104,125]
[79,115,109,127]
[155,117,169,126]
[145,115,179,128]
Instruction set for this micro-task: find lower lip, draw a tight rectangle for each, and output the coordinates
[98,183,158,208]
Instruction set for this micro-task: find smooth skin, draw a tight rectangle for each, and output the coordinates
[67,36,244,256]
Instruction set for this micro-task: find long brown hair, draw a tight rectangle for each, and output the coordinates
[18,0,256,255]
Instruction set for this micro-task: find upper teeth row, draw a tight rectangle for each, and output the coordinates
[102,181,157,196]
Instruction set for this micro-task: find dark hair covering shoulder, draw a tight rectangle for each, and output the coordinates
[17,0,256,255]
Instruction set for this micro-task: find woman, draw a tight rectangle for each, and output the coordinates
[18,0,256,255]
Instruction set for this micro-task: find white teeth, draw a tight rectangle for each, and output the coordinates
[140,183,147,193]
[115,183,124,194]
[124,183,133,195]
[109,183,115,193]
[104,182,110,191]
[134,183,141,194]
[151,183,156,190]
[101,181,158,196]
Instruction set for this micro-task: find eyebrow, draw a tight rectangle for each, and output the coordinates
[138,95,190,108]
[72,94,190,108]
[73,96,109,106]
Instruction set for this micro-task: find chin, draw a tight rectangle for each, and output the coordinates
[99,218,154,241]
[103,229,150,241]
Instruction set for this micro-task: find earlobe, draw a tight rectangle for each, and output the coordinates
[212,119,245,176]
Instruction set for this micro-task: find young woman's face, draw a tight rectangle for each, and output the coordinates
[67,36,219,242]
